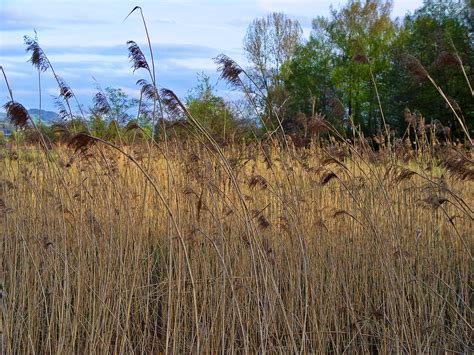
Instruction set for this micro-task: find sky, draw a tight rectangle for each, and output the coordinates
[1,0,424,112]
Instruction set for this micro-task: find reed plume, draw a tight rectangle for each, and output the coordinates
[137,79,159,100]
[4,101,30,127]
[127,41,150,73]
[68,132,96,152]
[214,54,244,88]
[160,88,187,118]
[24,36,50,72]
[93,91,111,115]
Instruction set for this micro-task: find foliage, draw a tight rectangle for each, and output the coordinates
[91,87,139,124]
[282,0,472,140]
[90,113,108,138]
[383,0,474,136]
[243,12,303,129]
[284,0,398,135]
[185,73,239,141]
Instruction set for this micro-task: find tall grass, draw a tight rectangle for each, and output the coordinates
[1,140,472,353]
[0,6,472,353]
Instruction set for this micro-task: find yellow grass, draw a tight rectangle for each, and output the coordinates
[1,141,472,353]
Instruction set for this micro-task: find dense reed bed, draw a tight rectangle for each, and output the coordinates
[1,140,472,353]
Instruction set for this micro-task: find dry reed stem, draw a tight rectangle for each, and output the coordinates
[1,142,472,353]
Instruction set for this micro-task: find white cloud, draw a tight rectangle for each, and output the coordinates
[392,0,423,17]
[1,0,426,111]
[257,0,346,15]
[259,0,313,7]
[257,0,422,17]
[170,58,217,71]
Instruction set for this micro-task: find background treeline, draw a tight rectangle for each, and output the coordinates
[3,0,473,147]
[281,0,473,145]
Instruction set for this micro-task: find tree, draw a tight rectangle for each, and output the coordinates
[384,0,473,138]
[324,0,397,133]
[185,73,238,141]
[282,27,344,130]
[91,87,139,125]
[283,1,399,136]
[89,114,107,138]
[243,12,303,130]
[278,0,472,141]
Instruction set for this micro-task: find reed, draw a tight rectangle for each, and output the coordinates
[1,139,472,353]
[0,6,472,353]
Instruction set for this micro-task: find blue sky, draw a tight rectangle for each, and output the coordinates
[1,0,423,112]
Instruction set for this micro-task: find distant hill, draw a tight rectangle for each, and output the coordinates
[0,109,59,136]
[0,109,59,125]
[27,109,59,123]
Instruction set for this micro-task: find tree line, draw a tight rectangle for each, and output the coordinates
[231,0,473,146]
[2,0,472,147]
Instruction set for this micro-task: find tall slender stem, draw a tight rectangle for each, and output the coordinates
[369,66,390,149]
[1,66,14,101]
[38,70,42,126]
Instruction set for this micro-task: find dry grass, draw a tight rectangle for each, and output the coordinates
[0,141,472,353]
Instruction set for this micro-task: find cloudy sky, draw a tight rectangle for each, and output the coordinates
[1,0,423,111]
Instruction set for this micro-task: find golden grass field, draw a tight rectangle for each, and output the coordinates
[1,140,472,353]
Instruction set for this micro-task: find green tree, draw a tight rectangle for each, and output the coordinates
[323,0,397,134]
[90,87,140,139]
[185,73,238,141]
[384,0,473,138]
[90,114,108,138]
[105,87,139,124]
[282,28,343,129]
[91,87,139,125]
[284,0,398,136]
[243,12,303,130]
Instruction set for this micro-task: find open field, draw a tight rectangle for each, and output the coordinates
[1,141,472,353]
[1,0,473,353]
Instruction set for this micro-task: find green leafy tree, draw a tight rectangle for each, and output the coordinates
[384,0,473,138]
[284,0,398,136]
[90,114,108,138]
[90,86,140,139]
[184,74,239,141]
[105,119,122,142]
[282,28,344,130]
[243,12,303,130]
[324,0,396,133]
[104,87,139,124]
[91,87,139,125]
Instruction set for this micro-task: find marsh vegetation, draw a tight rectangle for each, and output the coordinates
[0,0,473,353]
